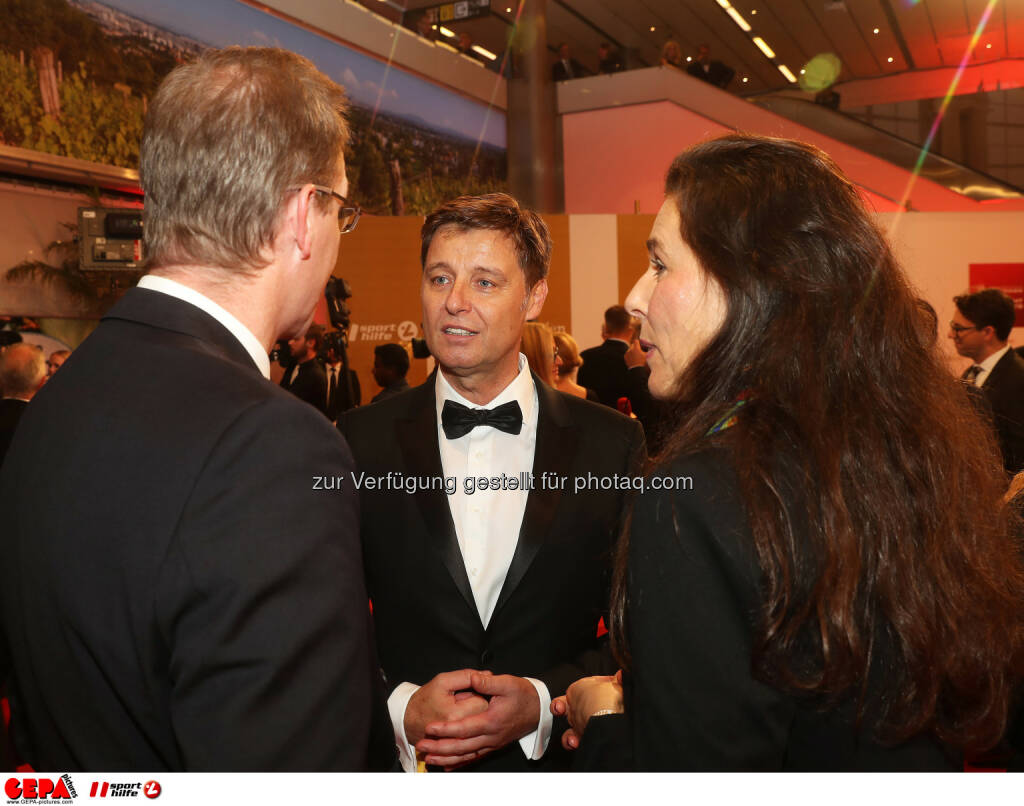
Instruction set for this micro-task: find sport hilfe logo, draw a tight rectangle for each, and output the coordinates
[87,782,159,800]
[4,776,76,800]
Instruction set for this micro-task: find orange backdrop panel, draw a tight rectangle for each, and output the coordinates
[617,214,655,303]
[539,213,571,333]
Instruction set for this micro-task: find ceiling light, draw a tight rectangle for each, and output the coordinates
[751,9,757,14]
[726,7,752,31]
[686,56,692,62]
[778,64,797,83]
[742,76,749,82]
[887,56,894,63]
[439,25,455,38]
[650,26,656,32]
[436,40,457,53]
[506,6,511,11]
[471,44,497,61]
[873,28,879,34]
[986,43,992,48]
[752,37,775,59]
[715,0,730,7]
[800,68,805,74]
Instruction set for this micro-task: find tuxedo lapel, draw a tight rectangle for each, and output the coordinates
[491,378,577,622]
[396,382,479,620]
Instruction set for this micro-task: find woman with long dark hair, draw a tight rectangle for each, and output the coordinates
[554,134,1024,770]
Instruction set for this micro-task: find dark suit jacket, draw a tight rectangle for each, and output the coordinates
[338,375,645,770]
[0,398,28,469]
[979,349,1024,474]
[326,364,361,421]
[552,59,581,81]
[281,357,328,415]
[686,60,735,89]
[579,446,958,771]
[578,340,655,428]
[0,288,381,771]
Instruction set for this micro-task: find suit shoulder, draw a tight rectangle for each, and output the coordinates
[338,382,426,434]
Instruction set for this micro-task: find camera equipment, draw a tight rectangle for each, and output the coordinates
[77,208,144,269]
[411,337,431,359]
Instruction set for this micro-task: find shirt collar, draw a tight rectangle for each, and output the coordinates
[978,344,1010,375]
[434,353,536,425]
[137,275,271,379]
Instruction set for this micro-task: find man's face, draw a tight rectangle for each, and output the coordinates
[288,334,311,360]
[559,44,570,60]
[46,353,66,377]
[420,226,547,399]
[948,310,988,361]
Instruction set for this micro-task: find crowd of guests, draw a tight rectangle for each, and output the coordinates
[553,39,735,89]
[1,46,1023,776]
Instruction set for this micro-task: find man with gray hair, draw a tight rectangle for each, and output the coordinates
[0,342,46,466]
[0,48,383,771]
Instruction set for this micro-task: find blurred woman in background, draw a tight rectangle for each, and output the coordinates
[521,321,556,386]
[553,331,598,401]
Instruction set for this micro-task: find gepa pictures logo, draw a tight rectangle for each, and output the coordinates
[4,775,76,801]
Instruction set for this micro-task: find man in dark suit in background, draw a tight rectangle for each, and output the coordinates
[339,194,644,771]
[325,337,361,420]
[578,305,653,422]
[0,343,46,467]
[370,342,411,403]
[950,289,1024,474]
[0,47,383,771]
[281,323,329,414]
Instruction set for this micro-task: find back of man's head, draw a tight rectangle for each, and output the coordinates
[954,289,1016,342]
[141,47,349,274]
[0,343,46,400]
[419,193,552,289]
[603,305,635,339]
[374,343,410,380]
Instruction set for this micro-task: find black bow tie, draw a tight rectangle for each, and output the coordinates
[441,399,523,440]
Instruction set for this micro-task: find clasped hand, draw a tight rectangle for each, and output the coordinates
[406,669,540,770]
[550,670,623,751]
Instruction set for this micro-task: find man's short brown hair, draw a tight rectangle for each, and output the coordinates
[141,47,349,273]
[420,193,552,288]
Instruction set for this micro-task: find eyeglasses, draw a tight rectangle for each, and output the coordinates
[290,185,361,234]
[311,185,361,234]
[949,322,980,336]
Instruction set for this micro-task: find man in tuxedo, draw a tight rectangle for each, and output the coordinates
[950,289,1024,474]
[338,193,644,771]
[0,47,383,771]
[0,343,46,467]
[281,323,329,414]
[579,306,653,419]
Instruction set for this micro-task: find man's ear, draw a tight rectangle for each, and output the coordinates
[287,184,316,260]
[524,278,548,321]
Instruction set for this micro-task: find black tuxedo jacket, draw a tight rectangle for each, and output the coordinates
[0,288,382,771]
[338,375,645,770]
[281,357,328,415]
[979,349,1024,474]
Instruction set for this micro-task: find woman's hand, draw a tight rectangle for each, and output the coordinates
[550,671,623,750]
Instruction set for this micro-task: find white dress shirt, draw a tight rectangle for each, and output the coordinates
[971,344,1010,388]
[387,354,553,771]
[137,275,271,379]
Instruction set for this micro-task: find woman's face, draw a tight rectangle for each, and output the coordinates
[625,197,728,399]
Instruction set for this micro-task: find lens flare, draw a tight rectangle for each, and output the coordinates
[888,0,1000,234]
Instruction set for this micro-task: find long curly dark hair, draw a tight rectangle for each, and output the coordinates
[611,133,1024,753]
